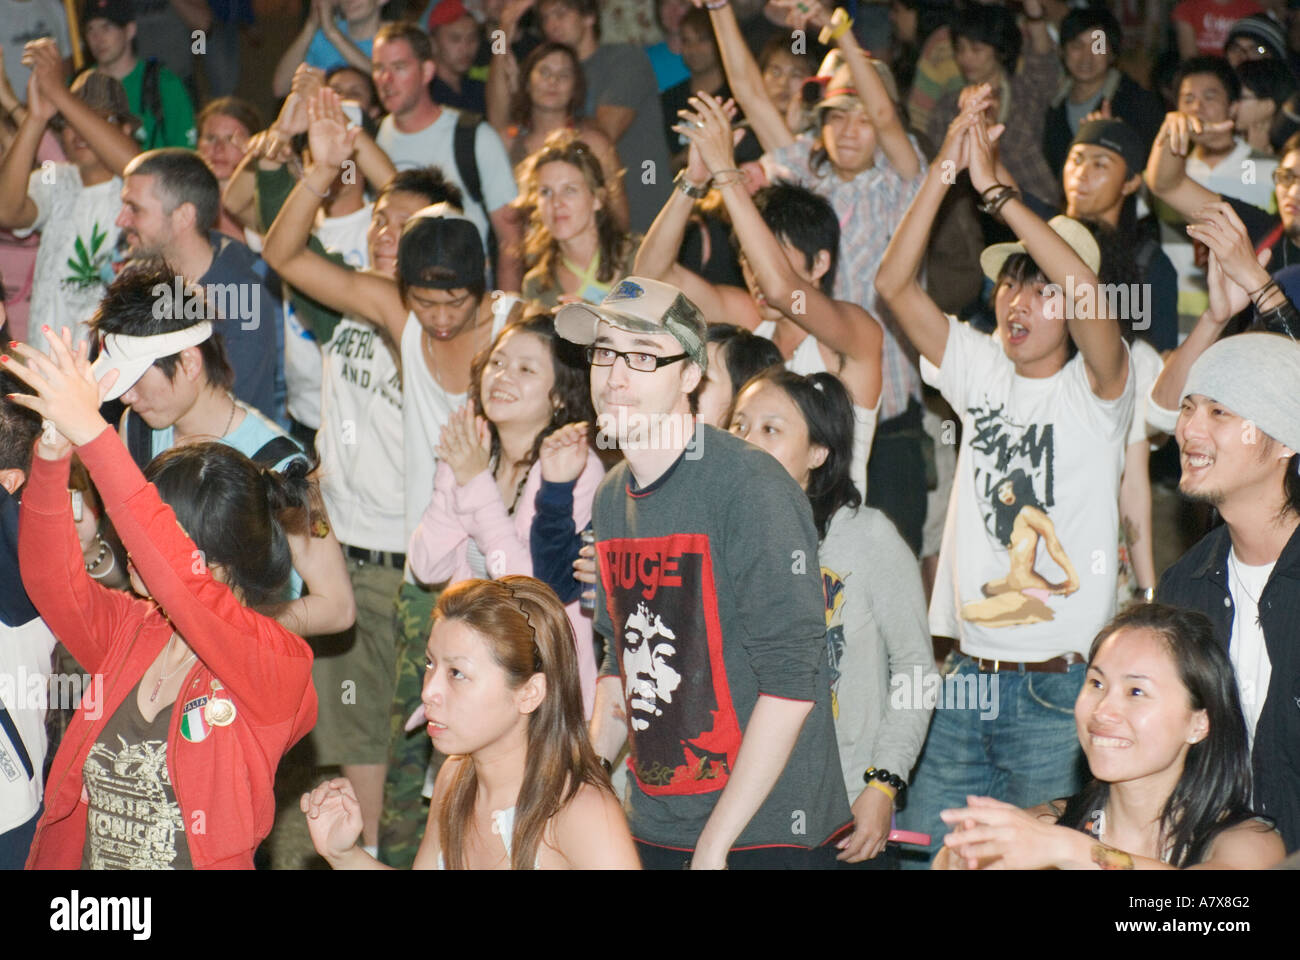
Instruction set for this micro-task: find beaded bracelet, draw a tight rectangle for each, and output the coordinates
[863,766,906,794]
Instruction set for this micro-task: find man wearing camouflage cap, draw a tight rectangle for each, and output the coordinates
[559,276,850,869]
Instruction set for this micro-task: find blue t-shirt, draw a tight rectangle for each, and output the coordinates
[304,21,375,72]
[149,403,306,596]
[199,232,285,427]
[644,42,688,93]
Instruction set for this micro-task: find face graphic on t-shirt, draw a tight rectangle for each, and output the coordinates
[623,603,683,732]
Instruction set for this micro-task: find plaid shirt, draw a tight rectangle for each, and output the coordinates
[760,135,927,421]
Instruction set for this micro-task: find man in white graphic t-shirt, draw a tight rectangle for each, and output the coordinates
[876,94,1133,866]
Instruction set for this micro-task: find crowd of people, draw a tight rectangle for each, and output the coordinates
[1,0,1299,872]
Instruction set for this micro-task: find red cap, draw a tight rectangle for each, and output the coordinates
[427,0,469,29]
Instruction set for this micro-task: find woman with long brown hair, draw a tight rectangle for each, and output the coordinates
[488,40,628,228]
[515,130,640,308]
[302,576,639,869]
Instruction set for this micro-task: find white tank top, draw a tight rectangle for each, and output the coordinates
[317,315,406,551]
[401,295,516,581]
[435,806,540,869]
[753,321,880,499]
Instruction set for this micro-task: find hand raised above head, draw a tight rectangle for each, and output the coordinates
[3,326,114,454]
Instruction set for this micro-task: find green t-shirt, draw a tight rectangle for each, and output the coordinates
[119,57,196,150]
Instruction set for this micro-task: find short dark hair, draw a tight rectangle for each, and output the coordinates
[706,324,783,405]
[1059,7,1122,62]
[196,97,263,142]
[537,0,600,39]
[377,165,465,210]
[750,180,840,294]
[89,259,234,390]
[1174,55,1241,104]
[126,148,221,235]
[0,368,41,478]
[680,7,715,42]
[1237,57,1297,107]
[952,5,1021,75]
[375,20,434,63]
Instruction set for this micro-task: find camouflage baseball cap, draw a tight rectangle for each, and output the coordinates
[555,277,708,372]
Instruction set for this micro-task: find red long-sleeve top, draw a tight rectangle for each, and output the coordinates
[19,428,317,869]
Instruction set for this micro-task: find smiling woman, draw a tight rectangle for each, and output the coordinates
[935,604,1286,870]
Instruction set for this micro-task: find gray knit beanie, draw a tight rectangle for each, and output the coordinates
[1184,333,1300,454]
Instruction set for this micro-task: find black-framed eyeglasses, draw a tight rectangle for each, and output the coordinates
[586,345,689,372]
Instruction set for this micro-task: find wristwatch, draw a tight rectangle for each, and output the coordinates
[674,169,711,199]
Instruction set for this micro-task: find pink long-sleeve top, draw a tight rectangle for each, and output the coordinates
[408,451,605,717]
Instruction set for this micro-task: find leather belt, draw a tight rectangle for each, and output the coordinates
[345,545,406,570]
[968,652,1084,674]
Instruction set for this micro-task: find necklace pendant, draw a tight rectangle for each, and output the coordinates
[149,676,163,703]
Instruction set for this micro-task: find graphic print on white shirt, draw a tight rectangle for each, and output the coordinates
[958,401,1079,627]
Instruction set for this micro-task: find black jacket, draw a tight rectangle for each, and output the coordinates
[1157,523,1300,852]
[1044,70,1165,179]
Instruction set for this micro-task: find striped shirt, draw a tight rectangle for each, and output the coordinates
[760,136,927,420]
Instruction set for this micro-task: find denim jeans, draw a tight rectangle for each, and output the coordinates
[896,654,1087,869]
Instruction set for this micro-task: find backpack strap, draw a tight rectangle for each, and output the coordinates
[249,435,303,468]
[452,110,500,278]
[142,57,165,149]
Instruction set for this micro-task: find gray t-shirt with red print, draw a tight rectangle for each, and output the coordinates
[593,424,850,852]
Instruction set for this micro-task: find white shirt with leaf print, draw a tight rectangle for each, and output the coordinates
[14,165,123,354]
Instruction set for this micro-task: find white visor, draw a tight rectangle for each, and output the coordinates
[92,322,214,401]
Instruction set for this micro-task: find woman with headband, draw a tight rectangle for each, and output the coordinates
[302,576,640,869]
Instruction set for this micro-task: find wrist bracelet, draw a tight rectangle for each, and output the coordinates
[1249,277,1275,300]
[1132,586,1154,602]
[866,779,897,801]
[862,766,906,794]
[703,0,729,9]
[674,169,711,199]
[85,535,109,572]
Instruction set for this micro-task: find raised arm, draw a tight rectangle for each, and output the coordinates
[968,117,1127,399]
[273,3,321,98]
[7,334,313,724]
[260,521,357,637]
[684,93,880,368]
[700,0,793,154]
[262,90,407,343]
[776,0,919,178]
[1152,202,1272,412]
[1145,111,1228,219]
[0,74,51,229]
[28,40,137,177]
[875,102,984,367]
[632,134,755,325]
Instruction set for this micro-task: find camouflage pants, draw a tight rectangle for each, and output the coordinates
[378,580,441,868]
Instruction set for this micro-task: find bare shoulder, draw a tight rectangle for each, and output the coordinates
[577,123,616,154]
[550,780,640,869]
[1201,820,1287,869]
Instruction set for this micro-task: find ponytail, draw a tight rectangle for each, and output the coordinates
[145,442,324,605]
